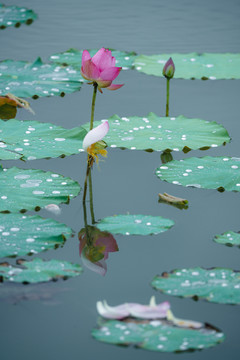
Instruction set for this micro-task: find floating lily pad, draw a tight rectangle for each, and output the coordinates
[134,53,240,79]
[0,258,83,283]
[156,156,240,192]
[83,114,230,152]
[152,267,240,304]
[0,213,72,258]
[0,119,87,160]
[92,317,224,352]
[0,165,81,213]
[0,58,83,98]
[0,4,37,29]
[49,48,136,72]
[214,231,240,247]
[96,214,174,235]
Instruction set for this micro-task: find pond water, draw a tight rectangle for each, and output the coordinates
[0,0,240,359]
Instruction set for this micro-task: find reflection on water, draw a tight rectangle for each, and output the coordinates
[79,225,118,276]
[80,172,118,276]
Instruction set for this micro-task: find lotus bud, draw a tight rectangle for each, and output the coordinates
[162,57,175,79]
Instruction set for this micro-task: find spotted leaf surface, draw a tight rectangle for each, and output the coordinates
[0,58,83,98]
[0,165,81,212]
[156,156,240,192]
[152,268,240,304]
[0,119,87,161]
[134,53,240,79]
[96,214,174,235]
[49,48,136,72]
[0,258,83,283]
[83,114,229,152]
[214,231,240,247]
[0,4,37,29]
[0,213,72,258]
[92,318,224,352]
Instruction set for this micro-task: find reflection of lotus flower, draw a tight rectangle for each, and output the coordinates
[162,57,175,79]
[97,296,170,319]
[81,48,124,93]
[83,121,109,163]
[79,226,118,276]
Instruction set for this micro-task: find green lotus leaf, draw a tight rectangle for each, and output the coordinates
[156,156,240,192]
[0,165,81,213]
[214,231,240,247]
[0,213,72,258]
[83,114,230,152]
[92,317,224,352]
[96,214,174,235]
[49,48,136,72]
[0,4,37,29]
[0,119,87,160]
[0,258,83,283]
[152,267,240,304]
[0,58,83,98]
[134,53,240,79]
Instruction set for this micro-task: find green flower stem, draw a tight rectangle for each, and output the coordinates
[166,78,170,117]
[82,197,91,245]
[88,167,96,224]
[90,83,98,130]
[82,158,91,205]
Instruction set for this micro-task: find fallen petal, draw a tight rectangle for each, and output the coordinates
[44,204,61,215]
[97,300,130,319]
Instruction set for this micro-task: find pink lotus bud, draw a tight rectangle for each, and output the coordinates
[162,57,175,79]
[81,48,124,91]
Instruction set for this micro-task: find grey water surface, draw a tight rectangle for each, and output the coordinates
[0,0,240,359]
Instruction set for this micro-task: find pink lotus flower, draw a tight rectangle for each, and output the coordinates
[96,296,170,319]
[162,57,175,79]
[83,120,109,163]
[81,48,124,92]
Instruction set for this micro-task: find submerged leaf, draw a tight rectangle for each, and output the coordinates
[0,119,87,160]
[96,214,174,235]
[156,156,240,192]
[0,165,81,213]
[0,104,17,120]
[0,93,34,114]
[0,258,83,283]
[158,193,188,210]
[0,213,72,258]
[83,114,230,152]
[0,58,83,98]
[0,4,37,29]
[134,53,240,79]
[152,267,240,304]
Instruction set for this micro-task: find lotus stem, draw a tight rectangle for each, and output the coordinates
[82,158,91,205]
[165,78,170,117]
[88,167,96,224]
[90,83,98,130]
